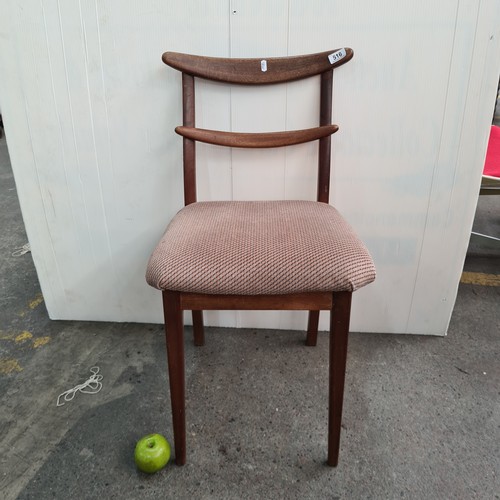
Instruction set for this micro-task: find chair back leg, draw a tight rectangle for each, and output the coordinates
[192,310,205,346]
[163,291,187,465]
[306,310,320,346]
[327,291,352,466]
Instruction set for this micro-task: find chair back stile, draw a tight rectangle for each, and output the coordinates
[318,70,333,203]
[182,73,196,205]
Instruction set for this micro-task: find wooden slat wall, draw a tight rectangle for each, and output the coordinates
[1,0,499,334]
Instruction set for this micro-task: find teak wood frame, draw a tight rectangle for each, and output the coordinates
[161,49,354,467]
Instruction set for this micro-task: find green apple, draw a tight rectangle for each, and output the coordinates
[134,434,171,473]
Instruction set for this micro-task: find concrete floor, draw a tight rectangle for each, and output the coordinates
[1,133,499,500]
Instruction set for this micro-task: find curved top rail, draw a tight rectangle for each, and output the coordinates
[162,48,353,84]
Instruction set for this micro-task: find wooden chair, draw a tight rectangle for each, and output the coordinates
[146,48,376,467]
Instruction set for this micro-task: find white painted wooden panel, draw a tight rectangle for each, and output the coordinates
[406,0,500,334]
[1,1,499,334]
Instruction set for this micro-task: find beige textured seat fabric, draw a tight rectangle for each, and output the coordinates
[146,200,375,295]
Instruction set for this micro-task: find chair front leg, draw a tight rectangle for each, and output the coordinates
[162,291,186,465]
[327,291,352,467]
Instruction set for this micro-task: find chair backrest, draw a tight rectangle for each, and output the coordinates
[162,48,353,206]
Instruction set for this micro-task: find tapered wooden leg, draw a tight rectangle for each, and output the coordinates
[163,291,186,465]
[192,310,205,346]
[306,310,320,346]
[327,291,352,467]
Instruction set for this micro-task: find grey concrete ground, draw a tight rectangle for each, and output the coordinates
[1,132,499,500]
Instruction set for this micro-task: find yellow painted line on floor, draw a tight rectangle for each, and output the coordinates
[17,293,44,317]
[461,272,500,287]
[33,336,51,348]
[28,293,44,309]
[0,359,23,374]
[0,330,50,349]
[15,331,33,343]
[1,330,35,343]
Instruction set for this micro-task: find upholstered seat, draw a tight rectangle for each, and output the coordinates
[147,200,375,295]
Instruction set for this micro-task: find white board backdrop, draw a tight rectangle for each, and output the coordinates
[1,0,499,334]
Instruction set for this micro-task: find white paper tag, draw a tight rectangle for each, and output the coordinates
[328,48,347,65]
[261,60,267,72]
